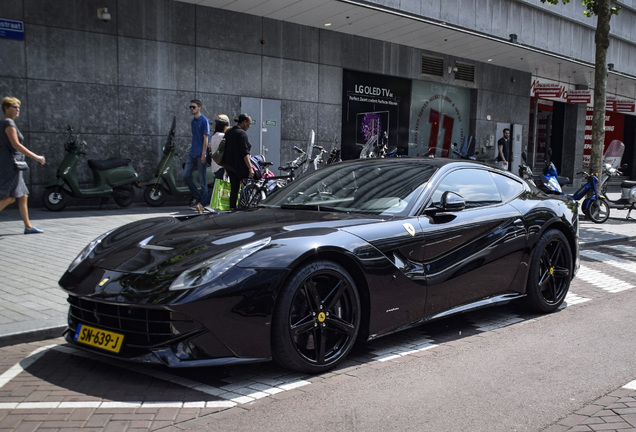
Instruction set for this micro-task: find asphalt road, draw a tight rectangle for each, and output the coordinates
[176,281,636,432]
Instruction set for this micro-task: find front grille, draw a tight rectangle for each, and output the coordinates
[67,296,198,353]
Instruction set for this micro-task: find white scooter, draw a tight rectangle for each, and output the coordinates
[600,140,636,220]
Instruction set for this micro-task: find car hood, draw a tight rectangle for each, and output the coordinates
[86,208,383,275]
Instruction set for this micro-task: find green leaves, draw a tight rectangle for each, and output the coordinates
[539,0,620,17]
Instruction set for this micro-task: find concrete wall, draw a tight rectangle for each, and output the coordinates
[0,0,573,206]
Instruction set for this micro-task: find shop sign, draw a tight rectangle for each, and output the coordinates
[0,18,24,40]
[583,107,625,167]
[606,96,617,111]
[566,89,591,104]
[615,100,635,113]
[533,82,563,99]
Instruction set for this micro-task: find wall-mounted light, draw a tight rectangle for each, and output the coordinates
[97,7,111,23]
[509,33,518,43]
[607,63,615,71]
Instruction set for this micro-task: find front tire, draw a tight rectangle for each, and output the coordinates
[524,229,572,313]
[583,198,610,224]
[113,185,135,207]
[272,260,361,374]
[143,185,166,207]
[42,187,68,211]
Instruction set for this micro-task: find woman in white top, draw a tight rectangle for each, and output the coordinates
[208,114,230,178]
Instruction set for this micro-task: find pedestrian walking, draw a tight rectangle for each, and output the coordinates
[0,96,46,234]
[183,99,210,209]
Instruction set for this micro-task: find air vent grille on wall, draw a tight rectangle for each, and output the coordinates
[421,55,444,77]
[455,62,475,82]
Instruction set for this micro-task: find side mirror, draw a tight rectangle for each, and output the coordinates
[439,191,466,212]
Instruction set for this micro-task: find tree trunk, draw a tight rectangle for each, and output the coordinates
[590,0,612,175]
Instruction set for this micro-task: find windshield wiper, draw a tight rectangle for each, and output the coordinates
[280,204,344,212]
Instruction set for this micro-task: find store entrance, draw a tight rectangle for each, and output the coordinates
[528,98,566,174]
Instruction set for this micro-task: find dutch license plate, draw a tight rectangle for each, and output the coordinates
[74,324,124,353]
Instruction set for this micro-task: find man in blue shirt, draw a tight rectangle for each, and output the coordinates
[184,99,210,208]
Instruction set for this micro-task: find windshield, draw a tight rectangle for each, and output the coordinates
[262,160,437,216]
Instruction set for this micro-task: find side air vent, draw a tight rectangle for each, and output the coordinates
[455,62,475,82]
[421,54,444,77]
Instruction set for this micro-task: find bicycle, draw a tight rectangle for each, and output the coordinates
[238,149,307,209]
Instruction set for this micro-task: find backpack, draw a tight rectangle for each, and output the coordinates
[211,137,226,166]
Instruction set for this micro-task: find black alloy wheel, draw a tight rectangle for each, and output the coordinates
[143,185,166,207]
[524,229,572,313]
[272,260,361,374]
[42,187,68,211]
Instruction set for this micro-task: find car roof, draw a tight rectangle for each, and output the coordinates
[338,157,499,171]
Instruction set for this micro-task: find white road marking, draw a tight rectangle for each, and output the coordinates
[581,250,636,276]
[561,291,592,306]
[607,244,636,256]
[0,344,310,410]
[576,266,634,293]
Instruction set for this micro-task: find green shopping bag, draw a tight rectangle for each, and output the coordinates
[209,179,233,211]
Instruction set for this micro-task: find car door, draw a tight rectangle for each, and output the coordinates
[417,167,528,317]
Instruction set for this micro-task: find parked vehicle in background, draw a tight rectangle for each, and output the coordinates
[600,140,636,219]
[42,126,140,211]
[144,117,215,207]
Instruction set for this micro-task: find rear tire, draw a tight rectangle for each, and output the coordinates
[272,260,361,374]
[583,198,610,224]
[523,229,572,313]
[42,187,68,211]
[143,185,166,207]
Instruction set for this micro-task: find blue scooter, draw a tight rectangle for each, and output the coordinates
[533,150,609,223]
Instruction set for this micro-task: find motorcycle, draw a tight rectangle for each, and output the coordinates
[522,151,608,223]
[143,116,216,207]
[42,126,141,211]
[535,149,570,195]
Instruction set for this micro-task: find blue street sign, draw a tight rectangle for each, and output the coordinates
[0,19,24,41]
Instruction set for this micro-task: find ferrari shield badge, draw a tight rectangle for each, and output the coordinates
[402,223,416,237]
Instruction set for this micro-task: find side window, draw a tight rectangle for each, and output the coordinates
[490,172,524,202]
[431,168,502,208]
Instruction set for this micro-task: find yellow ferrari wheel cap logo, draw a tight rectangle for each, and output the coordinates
[403,223,415,237]
[549,267,554,276]
[317,312,326,322]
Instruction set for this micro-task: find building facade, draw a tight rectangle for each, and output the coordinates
[1,0,636,205]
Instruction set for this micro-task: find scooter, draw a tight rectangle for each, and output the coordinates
[42,126,141,211]
[527,150,609,223]
[599,140,636,219]
[535,149,570,195]
[143,116,216,207]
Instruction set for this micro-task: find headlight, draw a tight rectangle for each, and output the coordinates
[169,237,271,291]
[68,229,113,273]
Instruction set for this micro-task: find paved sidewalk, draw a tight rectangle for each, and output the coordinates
[0,199,635,432]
